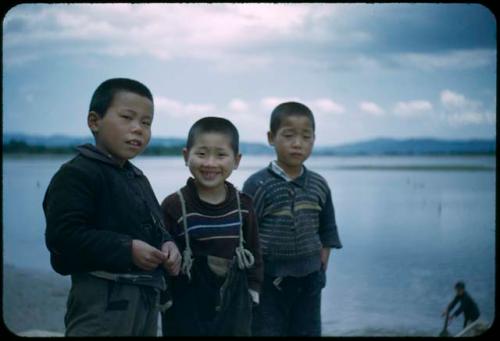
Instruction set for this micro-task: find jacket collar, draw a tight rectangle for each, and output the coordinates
[76,144,143,176]
[266,162,308,187]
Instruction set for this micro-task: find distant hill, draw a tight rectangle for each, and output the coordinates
[3,133,94,147]
[2,133,274,155]
[2,133,495,155]
[315,137,496,155]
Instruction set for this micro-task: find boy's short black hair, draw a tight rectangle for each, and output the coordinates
[186,116,239,155]
[89,78,154,117]
[455,281,466,290]
[269,101,315,135]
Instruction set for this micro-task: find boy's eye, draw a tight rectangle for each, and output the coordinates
[121,115,132,120]
[142,121,152,127]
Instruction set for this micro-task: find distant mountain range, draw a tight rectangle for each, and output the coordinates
[2,133,496,155]
[314,137,496,155]
[2,133,273,155]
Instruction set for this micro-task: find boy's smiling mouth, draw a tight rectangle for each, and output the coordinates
[126,139,143,148]
[200,169,220,180]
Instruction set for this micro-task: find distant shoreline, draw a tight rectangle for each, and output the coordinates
[2,151,496,157]
[3,136,496,156]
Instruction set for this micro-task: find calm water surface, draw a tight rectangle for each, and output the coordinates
[2,154,495,336]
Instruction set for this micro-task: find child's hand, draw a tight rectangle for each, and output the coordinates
[320,247,331,271]
[131,239,166,271]
[161,241,182,276]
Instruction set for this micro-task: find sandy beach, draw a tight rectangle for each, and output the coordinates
[2,264,169,337]
[2,263,70,336]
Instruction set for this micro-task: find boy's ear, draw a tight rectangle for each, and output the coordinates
[233,153,242,170]
[182,148,189,166]
[267,131,274,146]
[87,111,100,134]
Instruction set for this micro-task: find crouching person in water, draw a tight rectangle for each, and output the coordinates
[442,281,480,329]
[160,117,263,336]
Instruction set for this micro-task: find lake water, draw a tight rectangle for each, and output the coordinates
[2,154,496,336]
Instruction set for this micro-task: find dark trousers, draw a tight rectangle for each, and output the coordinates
[65,273,160,336]
[464,315,480,328]
[252,269,326,336]
[162,256,252,336]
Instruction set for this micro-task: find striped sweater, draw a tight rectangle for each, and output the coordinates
[161,177,263,291]
[242,163,342,277]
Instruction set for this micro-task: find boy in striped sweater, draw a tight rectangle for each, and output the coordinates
[243,102,342,336]
[160,117,263,336]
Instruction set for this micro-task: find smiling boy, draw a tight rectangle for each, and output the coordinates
[43,78,181,336]
[243,101,342,336]
[160,116,263,336]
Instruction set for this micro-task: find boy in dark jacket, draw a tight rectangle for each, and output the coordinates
[160,117,263,336]
[43,78,181,336]
[243,102,342,336]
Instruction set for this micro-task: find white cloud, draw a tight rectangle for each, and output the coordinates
[260,97,301,111]
[439,89,495,125]
[359,101,385,116]
[154,96,270,142]
[440,89,467,108]
[3,3,336,66]
[311,98,345,115]
[394,49,496,71]
[155,96,216,118]
[260,97,345,116]
[446,111,485,125]
[227,99,249,113]
[393,100,433,117]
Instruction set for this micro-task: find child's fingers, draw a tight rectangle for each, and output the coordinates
[136,259,155,271]
[162,243,181,267]
[166,247,181,263]
[171,263,180,276]
[165,261,181,276]
[150,249,167,263]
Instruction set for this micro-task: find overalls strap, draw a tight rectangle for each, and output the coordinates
[177,189,254,281]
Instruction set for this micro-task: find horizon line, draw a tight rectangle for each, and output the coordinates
[3,131,496,147]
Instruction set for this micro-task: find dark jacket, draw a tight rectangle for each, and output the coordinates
[449,291,480,322]
[44,144,172,276]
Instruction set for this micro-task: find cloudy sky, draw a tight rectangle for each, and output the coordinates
[2,3,496,146]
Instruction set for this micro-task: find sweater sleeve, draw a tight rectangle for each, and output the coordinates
[160,193,183,242]
[319,185,343,249]
[44,164,134,275]
[242,175,266,221]
[242,196,263,293]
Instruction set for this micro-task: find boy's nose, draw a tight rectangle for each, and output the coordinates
[130,121,144,134]
[202,155,217,166]
[291,137,302,147]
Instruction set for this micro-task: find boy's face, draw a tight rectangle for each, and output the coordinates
[183,132,241,192]
[88,90,153,166]
[268,115,315,173]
